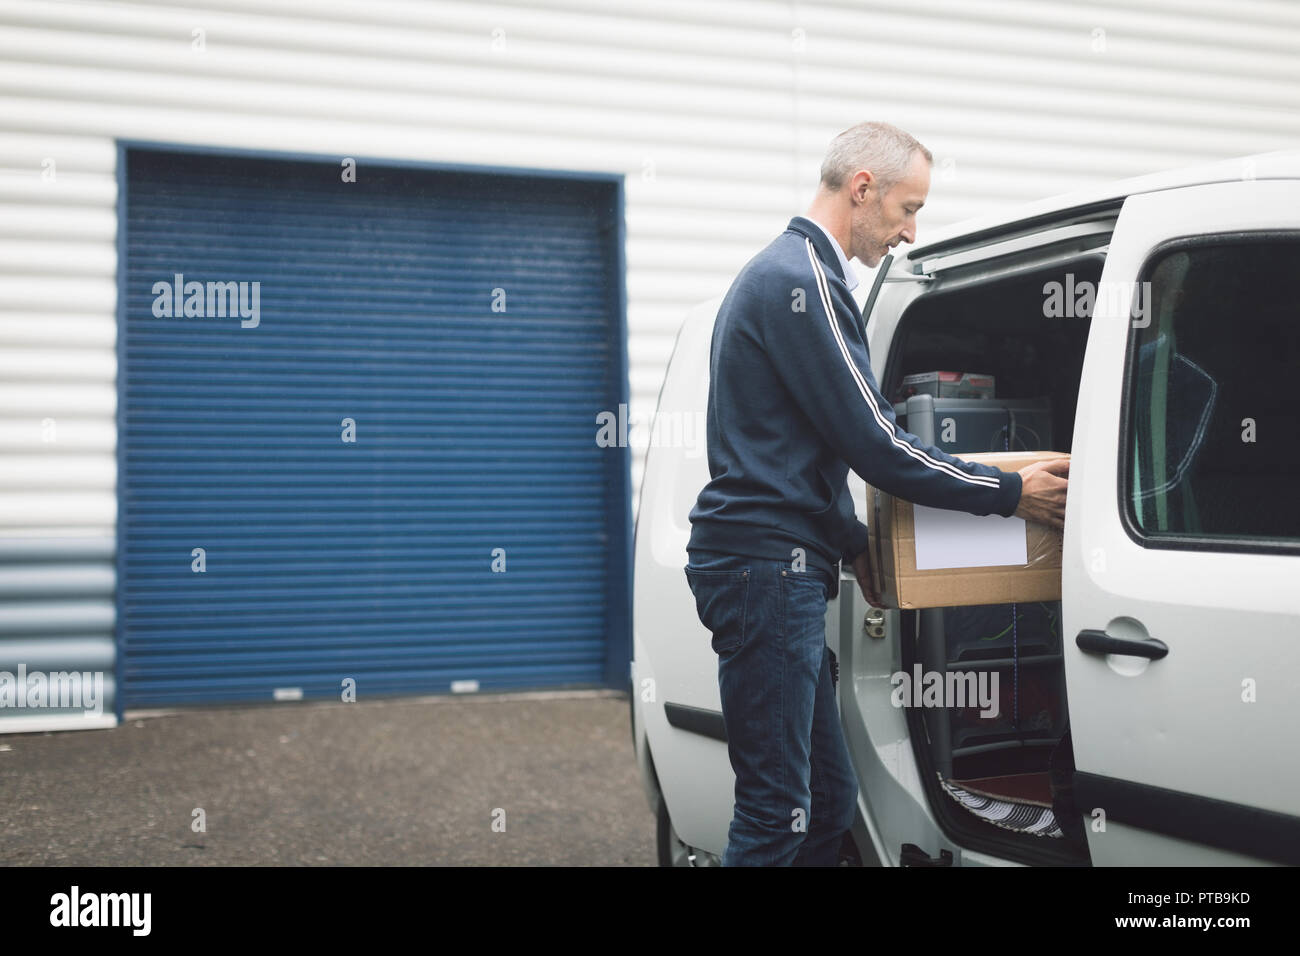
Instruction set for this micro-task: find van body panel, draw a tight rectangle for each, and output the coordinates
[632,295,735,853]
[1063,179,1300,866]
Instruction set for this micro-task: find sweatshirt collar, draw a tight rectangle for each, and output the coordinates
[788,215,860,292]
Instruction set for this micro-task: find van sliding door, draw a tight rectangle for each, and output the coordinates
[1062,179,1300,866]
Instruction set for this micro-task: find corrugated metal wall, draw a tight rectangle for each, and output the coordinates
[2,0,1299,730]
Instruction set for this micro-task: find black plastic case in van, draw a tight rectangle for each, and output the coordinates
[897,394,1069,780]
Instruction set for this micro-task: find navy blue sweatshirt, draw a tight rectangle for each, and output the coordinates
[687,216,1023,586]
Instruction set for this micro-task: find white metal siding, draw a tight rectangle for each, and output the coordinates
[1,0,1298,729]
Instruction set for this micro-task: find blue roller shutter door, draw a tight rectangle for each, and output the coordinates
[119,148,628,707]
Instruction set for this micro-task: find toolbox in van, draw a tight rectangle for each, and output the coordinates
[896,394,1053,456]
[896,371,996,401]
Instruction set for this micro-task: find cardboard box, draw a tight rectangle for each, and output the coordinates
[865,450,1068,609]
[896,370,996,401]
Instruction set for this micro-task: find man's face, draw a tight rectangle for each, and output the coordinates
[850,151,930,267]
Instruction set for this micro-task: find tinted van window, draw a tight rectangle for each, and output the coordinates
[1125,238,1300,546]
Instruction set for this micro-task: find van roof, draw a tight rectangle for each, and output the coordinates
[905,148,1300,264]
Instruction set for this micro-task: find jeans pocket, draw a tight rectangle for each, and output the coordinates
[781,566,830,600]
[684,567,751,656]
[780,568,830,642]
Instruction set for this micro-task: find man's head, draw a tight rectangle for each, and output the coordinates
[815,121,932,268]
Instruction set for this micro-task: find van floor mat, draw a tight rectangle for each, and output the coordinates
[938,773,1063,838]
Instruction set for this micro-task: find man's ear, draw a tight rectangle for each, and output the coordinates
[851,169,875,204]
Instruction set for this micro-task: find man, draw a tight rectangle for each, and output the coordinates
[684,121,1070,867]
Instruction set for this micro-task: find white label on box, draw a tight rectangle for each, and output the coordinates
[912,506,1028,570]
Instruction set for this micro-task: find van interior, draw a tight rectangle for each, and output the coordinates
[880,252,1103,866]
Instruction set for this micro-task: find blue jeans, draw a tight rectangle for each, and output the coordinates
[684,549,859,866]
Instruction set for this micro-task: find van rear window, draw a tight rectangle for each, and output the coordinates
[1124,236,1300,548]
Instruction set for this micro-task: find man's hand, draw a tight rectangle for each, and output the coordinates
[1013,457,1070,530]
[850,548,883,607]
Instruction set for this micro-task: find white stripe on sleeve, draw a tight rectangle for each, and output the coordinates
[803,238,999,489]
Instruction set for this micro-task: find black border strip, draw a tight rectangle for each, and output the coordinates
[664,702,727,742]
[1074,771,1300,865]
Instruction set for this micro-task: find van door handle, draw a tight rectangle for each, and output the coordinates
[1075,629,1169,660]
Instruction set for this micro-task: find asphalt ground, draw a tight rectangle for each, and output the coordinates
[0,690,654,866]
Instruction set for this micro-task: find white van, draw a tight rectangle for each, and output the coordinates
[631,151,1300,867]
